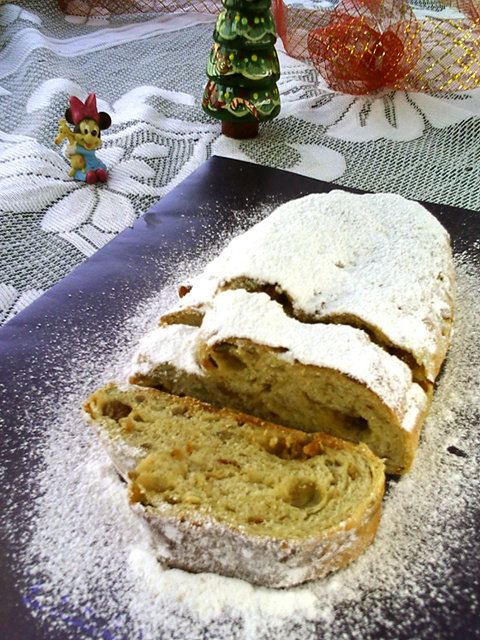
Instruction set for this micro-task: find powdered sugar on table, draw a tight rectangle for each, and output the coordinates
[4,204,479,640]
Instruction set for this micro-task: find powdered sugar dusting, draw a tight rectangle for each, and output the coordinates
[177,191,455,382]
[3,227,479,639]
[131,323,204,378]
[200,288,421,417]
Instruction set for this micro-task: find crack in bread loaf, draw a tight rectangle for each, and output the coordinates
[164,278,432,392]
[83,384,385,588]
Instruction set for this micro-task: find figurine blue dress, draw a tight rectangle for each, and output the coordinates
[72,144,108,183]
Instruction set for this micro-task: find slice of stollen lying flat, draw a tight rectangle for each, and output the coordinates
[83,383,385,588]
[162,191,455,391]
[129,290,429,474]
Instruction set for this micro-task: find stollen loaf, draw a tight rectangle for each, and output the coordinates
[83,383,385,588]
[162,190,455,390]
[129,191,454,474]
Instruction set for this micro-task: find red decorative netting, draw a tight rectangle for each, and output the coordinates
[304,0,422,94]
[58,0,480,94]
[57,0,223,15]
[448,0,479,22]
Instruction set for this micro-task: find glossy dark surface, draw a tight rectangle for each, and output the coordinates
[0,157,478,640]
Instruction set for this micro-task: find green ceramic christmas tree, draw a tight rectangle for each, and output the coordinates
[202,0,281,138]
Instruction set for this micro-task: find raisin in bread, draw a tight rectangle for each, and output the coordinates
[129,191,454,474]
[83,383,385,588]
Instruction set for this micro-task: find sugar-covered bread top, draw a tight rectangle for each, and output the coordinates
[130,323,202,379]
[199,289,427,424]
[170,191,454,382]
[131,290,428,431]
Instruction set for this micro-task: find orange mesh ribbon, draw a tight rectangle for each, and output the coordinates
[272,0,480,93]
[305,0,422,94]
[58,0,480,94]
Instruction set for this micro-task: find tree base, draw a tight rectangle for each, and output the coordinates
[221,120,259,139]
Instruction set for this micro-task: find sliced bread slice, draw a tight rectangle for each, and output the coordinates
[130,290,429,474]
[83,383,385,588]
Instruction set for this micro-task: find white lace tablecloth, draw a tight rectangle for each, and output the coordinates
[1,0,479,326]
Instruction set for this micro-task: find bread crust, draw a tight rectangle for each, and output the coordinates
[134,495,383,588]
[83,384,385,587]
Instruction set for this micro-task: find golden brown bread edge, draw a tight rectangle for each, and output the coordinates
[83,384,385,588]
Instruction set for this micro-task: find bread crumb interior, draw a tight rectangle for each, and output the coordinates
[98,392,379,539]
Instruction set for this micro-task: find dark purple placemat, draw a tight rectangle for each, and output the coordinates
[0,157,478,640]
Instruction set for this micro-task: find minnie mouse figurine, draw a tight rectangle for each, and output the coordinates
[55,93,111,184]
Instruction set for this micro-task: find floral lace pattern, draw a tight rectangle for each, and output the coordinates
[0,1,479,324]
